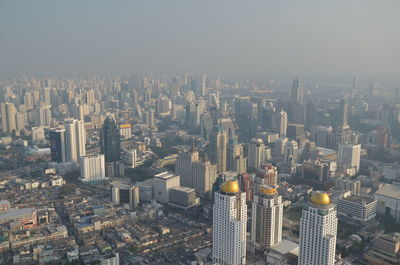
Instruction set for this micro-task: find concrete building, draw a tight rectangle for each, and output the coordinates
[338,143,361,176]
[375,184,400,222]
[250,185,283,252]
[363,233,400,265]
[65,119,86,162]
[209,125,227,173]
[1,102,17,133]
[123,149,137,168]
[80,154,106,182]
[248,138,266,170]
[136,179,154,202]
[213,181,247,265]
[266,239,299,265]
[298,192,337,265]
[169,186,199,209]
[153,172,180,204]
[337,195,377,222]
[275,110,288,137]
[175,150,217,198]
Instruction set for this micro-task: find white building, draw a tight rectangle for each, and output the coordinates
[123,149,137,168]
[248,138,266,170]
[80,154,105,182]
[298,191,337,265]
[250,185,283,251]
[375,184,400,222]
[338,143,361,176]
[153,172,180,204]
[65,119,86,162]
[100,252,119,265]
[275,110,288,137]
[337,195,377,222]
[213,181,247,265]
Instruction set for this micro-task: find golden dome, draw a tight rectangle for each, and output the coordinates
[259,185,277,195]
[221,180,240,193]
[310,191,330,205]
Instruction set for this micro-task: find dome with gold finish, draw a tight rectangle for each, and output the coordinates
[310,191,330,205]
[221,180,240,193]
[259,185,277,195]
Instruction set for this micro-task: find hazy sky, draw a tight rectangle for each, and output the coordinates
[1,0,399,79]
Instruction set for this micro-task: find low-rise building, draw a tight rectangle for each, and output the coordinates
[337,195,377,222]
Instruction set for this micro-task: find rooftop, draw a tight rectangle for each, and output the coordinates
[154,171,177,180]
[375,184,400,199]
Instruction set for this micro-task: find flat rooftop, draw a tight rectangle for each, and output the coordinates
[271,239,299,256]
[342,195,376,204]
[375,184,400,199]
[154,171,177,180]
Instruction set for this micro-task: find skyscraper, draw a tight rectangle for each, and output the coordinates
[339,99,349,128]
[101,116,123,178]
[209,125,227,173]
[248,138,266,170]
[292,76,304,105]
[275,110,287,137]
[49,128,66,163]
[175,150,217,198]
[250,185,283,251]
[298,191,337,265]
[213,181,247,265]
[101,116,121,163]
[0,102,16,133]
[338,143,361,176]
[65,119,86,162]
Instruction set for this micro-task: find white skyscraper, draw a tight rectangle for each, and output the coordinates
[213,181,247,265]
[248,138,266,170]
[298,191,337,265]
[65,119,86,162]
[275,110,288,137]
[250,185,283,251]
[80,154,105,182]
[338,143,361,176]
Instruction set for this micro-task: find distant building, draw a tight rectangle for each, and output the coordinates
[248,138,266,170]
[338,143,361,176]
[337,195,377,222]
[49,128,66,163]
[80,154,105,182]
[65,119,86,162]
[375,184,400,222]
[123,149,137,169]
[364,233,400,265]
[153,172,180,204]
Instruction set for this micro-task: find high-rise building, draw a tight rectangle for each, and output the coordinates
[298,191,337,265]
[251,185,283,251]
[123,149,137,168]
[338,143,361,176]
[80,154,105,182]
[175,150,217,198]
[36,104,52,126]
[65,119,86,162]
[145,109,155,128]
[209,125,227,173]
[213,181,247,265]
[339,99,349,128]
[101,116,121,163]
[0,102,17,133]
[253,165,278,193]
[292,76,304,105]
[275,110,288,137]
[248,138,266,170]
[49,128,66,163]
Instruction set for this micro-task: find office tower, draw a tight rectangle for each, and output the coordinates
[251,185,283,251]
[287,123,305,140]
[233,156,247,175]
[0,102,17,133]
[261,106,275,130]
[292,76,304,105]
[305,101,318,130]
[213,181,247,265]
[101,116,121,163]
[65,119,86,162]
[200,112,214,140]
[80,154,105,182]
[49,128,66,163]
[338,143,361,176]
[24,92,34,110]
[275,110,287,137]
[314,126,333,148]
[145,109,155,128]
[209,125,227,173]
[298,191,337,265]
[339,99,349,127]
[254,165,278,191]
[155,96,170,118]
[248,138,266,170]
[175,150,217,198]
